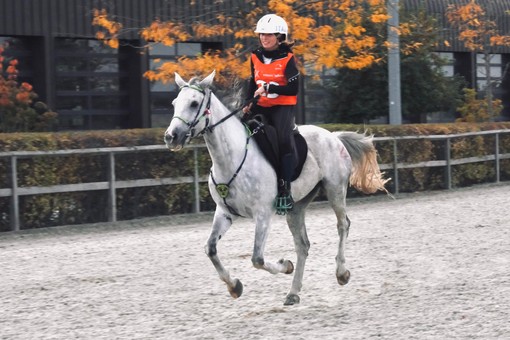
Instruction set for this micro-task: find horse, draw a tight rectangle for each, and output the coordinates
[164,71,388,306]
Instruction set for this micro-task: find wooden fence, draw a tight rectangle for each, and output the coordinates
[1,129,509,231]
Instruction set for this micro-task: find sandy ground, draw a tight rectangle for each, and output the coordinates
[0,183,509,340]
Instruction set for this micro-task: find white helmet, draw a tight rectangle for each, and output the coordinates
[254,14,288,36]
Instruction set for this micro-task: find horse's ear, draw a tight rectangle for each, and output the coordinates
[174,72,187,88]
[199,70,216,88]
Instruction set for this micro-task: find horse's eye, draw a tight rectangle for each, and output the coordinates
[190,101,199,108]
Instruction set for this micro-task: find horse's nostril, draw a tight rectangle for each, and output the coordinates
[164,133,173,141]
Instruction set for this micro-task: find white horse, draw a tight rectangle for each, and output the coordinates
[164,71,388,305]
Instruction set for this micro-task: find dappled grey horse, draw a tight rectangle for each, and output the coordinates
[164,71,388,305]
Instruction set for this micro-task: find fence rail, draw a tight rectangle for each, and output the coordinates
[374,129,510,194]
[1,129,509,231]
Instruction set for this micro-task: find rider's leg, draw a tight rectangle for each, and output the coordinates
[271,106,296,215]
[276,152,295,214]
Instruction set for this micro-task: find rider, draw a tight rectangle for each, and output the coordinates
[243,14,300,215]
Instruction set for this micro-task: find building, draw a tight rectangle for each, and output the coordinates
[1,0,510,130]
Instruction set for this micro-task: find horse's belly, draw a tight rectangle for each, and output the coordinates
[292,153,321,201]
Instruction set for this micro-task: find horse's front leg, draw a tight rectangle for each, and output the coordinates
[205,208,243,298]
[251,213,294,275]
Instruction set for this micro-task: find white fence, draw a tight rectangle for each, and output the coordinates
[1,129,509,231]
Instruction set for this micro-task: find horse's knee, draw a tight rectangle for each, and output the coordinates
[251,256,265,269]
[337,217,350,235]
[205,240,217,257]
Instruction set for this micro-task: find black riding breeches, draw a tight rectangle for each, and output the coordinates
[252,104,295,158]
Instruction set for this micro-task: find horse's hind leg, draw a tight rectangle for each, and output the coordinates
[205,208,243,298]
[283,185,320,306]
[324,182,351,286]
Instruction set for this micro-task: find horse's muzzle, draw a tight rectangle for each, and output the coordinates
[164,131,187,151]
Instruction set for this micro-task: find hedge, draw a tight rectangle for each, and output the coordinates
[1,122,509,231]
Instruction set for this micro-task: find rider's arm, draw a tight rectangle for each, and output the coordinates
[266,55,299,96]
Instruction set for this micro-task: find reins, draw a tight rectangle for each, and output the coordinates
[173,83,259,137]
[205,95,260,133]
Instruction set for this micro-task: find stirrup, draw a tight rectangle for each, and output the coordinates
[274,193,294,215]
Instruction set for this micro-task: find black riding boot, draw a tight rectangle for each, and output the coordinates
[275,153,295,215]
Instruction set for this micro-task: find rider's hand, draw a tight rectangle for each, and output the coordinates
[242,103,253,114]
[254,84,267,97]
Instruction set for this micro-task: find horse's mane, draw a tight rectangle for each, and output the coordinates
[187,75,244,112]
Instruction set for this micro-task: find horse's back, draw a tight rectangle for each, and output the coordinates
[298,124,345,155]
[292,125,351,194]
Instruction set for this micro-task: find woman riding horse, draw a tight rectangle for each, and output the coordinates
[243,14,299,215]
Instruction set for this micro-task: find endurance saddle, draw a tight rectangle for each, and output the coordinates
[245,114,308,182]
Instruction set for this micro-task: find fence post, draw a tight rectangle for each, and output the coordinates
[392,139,399,194]
[445,138,452,190]
[107,152,117,222]
[193,147,200,213]
[9,156,20,232]
[495,133,500,183]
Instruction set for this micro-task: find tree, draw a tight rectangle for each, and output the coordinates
[92,0,390,85]
[327,8,465,123]
[456,88,502,122]
[0,45,57,132]
[446,0,510,119]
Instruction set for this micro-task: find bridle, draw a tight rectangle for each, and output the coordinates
[172,84,259,138]
[171,84,213,139]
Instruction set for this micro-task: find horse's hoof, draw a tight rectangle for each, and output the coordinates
[337,269,351,285]
[284,293,300,306]
[228,279,243,299]
[279,259,294,274]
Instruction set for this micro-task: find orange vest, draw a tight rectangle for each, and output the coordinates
[251,52,298,107]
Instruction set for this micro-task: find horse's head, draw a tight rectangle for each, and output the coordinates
[164,71,216,151]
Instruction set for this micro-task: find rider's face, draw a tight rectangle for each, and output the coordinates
[259,33,279,51]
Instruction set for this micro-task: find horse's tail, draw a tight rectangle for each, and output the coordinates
[336,131,389,194]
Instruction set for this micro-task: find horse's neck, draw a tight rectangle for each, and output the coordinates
[204,95,250,172]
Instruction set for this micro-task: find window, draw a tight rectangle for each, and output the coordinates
[436,52,454,77]
[148,42,204,128]
[54,39,129,130]
[476,53,502,91]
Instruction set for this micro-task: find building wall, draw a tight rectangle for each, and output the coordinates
[2,0,510,130]
[0,0,248,129]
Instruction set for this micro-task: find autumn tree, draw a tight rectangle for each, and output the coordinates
[92,0,389,86]
[446,0,510,119]
[0,45,57,132]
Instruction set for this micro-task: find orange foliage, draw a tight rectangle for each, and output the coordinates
[92,1,390,86]
[1,52,34,107]
[141,20,190,46]
[92,9,122,50]
[0,44,57,132]
[446,0,508,52]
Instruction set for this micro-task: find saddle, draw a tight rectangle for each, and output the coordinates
[246,114,308,181]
